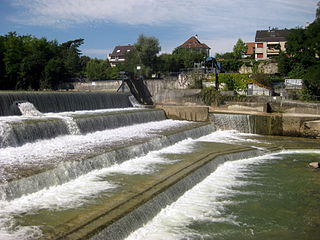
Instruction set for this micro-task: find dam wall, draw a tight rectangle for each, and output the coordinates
[0,91,132,116]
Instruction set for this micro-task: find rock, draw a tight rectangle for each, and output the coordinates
[309,162,320,168]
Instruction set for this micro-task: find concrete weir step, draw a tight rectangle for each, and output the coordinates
[39,144,280,240]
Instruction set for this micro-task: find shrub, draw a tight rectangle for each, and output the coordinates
[199,87,222,106]
[218,73,252,90]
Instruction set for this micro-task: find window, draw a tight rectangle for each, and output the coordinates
[116,49,121,53]
[257,53,263,59]
[257,43,263,48]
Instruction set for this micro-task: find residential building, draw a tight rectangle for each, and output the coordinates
[244,42,255,58]
[108,45,135,67]
[254,29,289,60]
[177,35,210,57]
[247,82,272,96]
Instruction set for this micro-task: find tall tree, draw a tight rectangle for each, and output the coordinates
[134,34,161,69]
[85,58,115,81]
[233,38,247,59]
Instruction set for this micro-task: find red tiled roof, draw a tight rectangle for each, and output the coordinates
[179,36,210,49]
[109,45,135,57]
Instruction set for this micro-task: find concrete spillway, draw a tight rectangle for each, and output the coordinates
[0,92,320,240]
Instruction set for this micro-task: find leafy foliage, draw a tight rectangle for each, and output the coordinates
[199,87,222,106]
[218,73,252,90]
[276,3,320,96]
[303,64,320,96]
[85,58,116,81]
[233,39,248,59]
[0,32,85,90]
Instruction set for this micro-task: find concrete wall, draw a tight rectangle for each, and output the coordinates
[221,100,320,115]
[211,112,320,138]
[62,78,202,105]
[68,80,123,91]
[143,80,203,105]
[157,105,209,122]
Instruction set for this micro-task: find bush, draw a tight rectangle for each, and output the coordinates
[218,73,252,90]
[199,87,222,106]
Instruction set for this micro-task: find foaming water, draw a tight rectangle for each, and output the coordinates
[0,136,197,239]
[17,102,43,117]
[126,150,320,240]
[197,130,267,145]
[125,154,272,240]
[0,104,162,147]
[0,119,193,171]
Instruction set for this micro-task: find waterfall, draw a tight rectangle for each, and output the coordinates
[129,95,144,108]
[75,109,166,134]
[17,102,43,116]
[210,113,255,133]
[0,124,213,200]
[0,106,168,148]
[0,122,15,148]
[0,102,81,147]
[0,92,133,116]
[90,149,265,240]
[0,119,69,148]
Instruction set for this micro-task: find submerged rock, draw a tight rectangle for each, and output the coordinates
[309,162,320,168]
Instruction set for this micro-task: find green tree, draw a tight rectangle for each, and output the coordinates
[0,32,86,90]
[2,32,29,89]
[233,38,247,59]
[135,34,161,70]
[303,64,320,96]
[59,38,84,78]
[172,47,206,69]
[41,58,65,89]
[85,58,112,81]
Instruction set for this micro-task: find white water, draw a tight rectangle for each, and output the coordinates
[0,119,194,174]
[1,103,144,139]
[0,130,269,239]
[0,136,196,239]
[17,102,43,117]
[0,108,282,240]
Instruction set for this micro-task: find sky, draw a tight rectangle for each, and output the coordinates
[0,0,318,59]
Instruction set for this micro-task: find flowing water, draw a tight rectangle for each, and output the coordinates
[0,96,319,240]
[126,150,320,240]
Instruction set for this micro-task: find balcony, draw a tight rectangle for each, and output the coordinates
[267,48,280,54]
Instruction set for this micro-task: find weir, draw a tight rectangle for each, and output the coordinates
[0,91,132,116]
[0,92,319,240]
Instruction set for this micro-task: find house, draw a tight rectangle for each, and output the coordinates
[285,79,303,90]
[247,82,272,96]
[108,45,135,67]
[254,29,289,60]
[177,35,210,57]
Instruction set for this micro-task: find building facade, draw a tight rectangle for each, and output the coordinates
[254,29,289,60]
[108,45,135,67]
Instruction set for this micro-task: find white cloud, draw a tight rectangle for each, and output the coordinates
[9,0,318,29]
[7,0,318,54]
